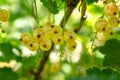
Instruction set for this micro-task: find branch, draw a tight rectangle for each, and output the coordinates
[34,48,53,80]
[74,0,87,33]
[60,0,80,27]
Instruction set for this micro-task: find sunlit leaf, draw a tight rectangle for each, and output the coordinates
[40,0,59,14]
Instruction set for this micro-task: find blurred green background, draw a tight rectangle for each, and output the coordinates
[0,0,120,80]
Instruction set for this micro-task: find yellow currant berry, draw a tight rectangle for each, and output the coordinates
[64,30,76,42]
[108,16,119,28]
[104,27,114,39]
[33,28,44,42]
[104,2,119,17]
[40,39,52,51]
[27,40,39,51]
[20,33,32,45]
[42,22,54,32]
[95,19,108,32]
[51,25,62,36]
[52,35,64,45]
[66,40,77,51]
[0,9,10,22]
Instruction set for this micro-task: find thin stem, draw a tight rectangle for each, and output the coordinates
[63,0,67,30]
[33,0,39,23]
[34,45,53,80]
[60,0,80,28]
[74,0,87,33]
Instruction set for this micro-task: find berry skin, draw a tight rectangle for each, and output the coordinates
[42,22,54,32]
[52,35,64,45]
[40,39,52,51]
[104,2,119,17]
[108,16,119,28]
[64,30,76,42]
[27,40,39,51]
[20,33,32,45]
[66,40,77,51]
[33,28,44,42]
[51,25,62,36]
[0,9,10,22]
[95,19,108,32]
[103,27,114,39]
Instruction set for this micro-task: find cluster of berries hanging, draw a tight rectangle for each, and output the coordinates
[20,22,77,51]
[0,8,10,34]
[94,1,120,45]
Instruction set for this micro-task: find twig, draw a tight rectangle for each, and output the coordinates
[74,0,87,33]
[60,0,80,27]
[34,48,53,80]
[33,0,39,23]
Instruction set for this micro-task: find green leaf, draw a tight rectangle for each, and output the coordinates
[21,55,38,70]
[66,67,120,80]
[40,0,59,14]
[0,43,17,62]
[99,39,120,68]
[85,67,120,80]
[86,0,98,5]
[0,68,18,80]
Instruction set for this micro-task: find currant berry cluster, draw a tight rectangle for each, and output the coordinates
[20,22,77,51]
[94,2,119,45]
[0,8,10,22]
[0,8,10,36]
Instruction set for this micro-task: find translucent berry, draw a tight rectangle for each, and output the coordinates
[108,16,119,28]
[66,40,77,51]
[0,9,10,22]
[104,27,114,39]
[27,40,39,51]
[104,2,119,17]
[42,22,54,32]
[40,39,52,51]
[64,30,76,42]
[33,28,44,42]
[95,19,108,32]
[20,33,32,45]
[52,35,64,45]
[51,25,62,36]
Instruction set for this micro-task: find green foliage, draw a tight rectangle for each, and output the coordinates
[85,67,120,80]
[0,43,17,62]
[20,55,38,70]
[0,68,18,80]
[40,0,59,14]
[99,39,120,68]
[66,67,120,80]
[86,0,98,5]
